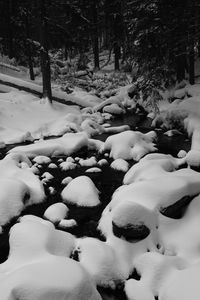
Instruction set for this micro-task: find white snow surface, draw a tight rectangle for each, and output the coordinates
[0,91,81,144]
[0,216,101,300]
[103,130,157,160]
[61,176,100,207]
[44,203,69,223]
[0,153,45,225]
[9,132,89,157]
[110,158,129,172]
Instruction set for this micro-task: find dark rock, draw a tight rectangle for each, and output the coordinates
[112,221,150,242]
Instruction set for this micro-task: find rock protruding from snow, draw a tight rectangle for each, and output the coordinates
[112,202,157,241]
[61,176,100,207]
[103,130,157,161]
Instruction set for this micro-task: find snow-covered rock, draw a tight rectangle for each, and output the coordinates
[111,158,129,172]
[0,217,101,300]
[85,167,102,173]
[79,156,97,167]
[61,176,100,207]
[59,161,77,171]
[9,132,89,158]
[44,203,69,223]
[33,155,51,164]
[103,130,157,161]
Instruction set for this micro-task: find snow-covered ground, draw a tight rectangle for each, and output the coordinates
[1,82,200,300]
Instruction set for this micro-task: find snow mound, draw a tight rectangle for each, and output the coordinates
[111,158,129,172]
[44,203,69,223]
[61,176,100,207]
[85,167,102,173]
[33,155,51,164]
[123,153,184,184]
[79,156,97,167]
[0,153,45,225]
[103,130,157,161]
[76,237,124,288]
[103,103,125,115]
[0,216,101,300]
[59,161,77,171]
[9,132,88,158]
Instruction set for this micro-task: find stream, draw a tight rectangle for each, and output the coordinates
[0,112,192,300]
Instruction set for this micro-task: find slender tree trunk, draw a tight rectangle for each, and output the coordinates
[92,0,99,70]
[39,0,52,102]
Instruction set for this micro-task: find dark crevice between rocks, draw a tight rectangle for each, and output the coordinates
[97,283,127,300]
[128,268,141,281]
[160,194,198,219]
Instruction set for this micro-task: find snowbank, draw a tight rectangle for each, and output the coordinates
[0,153,45,225]
[9,132,88,157]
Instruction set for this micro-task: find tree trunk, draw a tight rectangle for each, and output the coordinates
[92,0,99,70]
[39,0,52,102]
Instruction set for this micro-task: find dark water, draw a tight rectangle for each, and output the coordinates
[0,112,192,300]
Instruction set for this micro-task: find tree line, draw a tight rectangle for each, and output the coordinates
[0,0,200,102]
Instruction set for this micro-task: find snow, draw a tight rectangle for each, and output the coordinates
[85,167,102,173]
[59,161,77,171]
[0,216,101,300]
[76,237,124,288]
[9,132,89,158]
[98,159,108,166]
[110,158,129,172]
[33,155,51,164]
[103,130,157,160]
[0,153,45,225]
[44,203,69,223]
[0,90,80,144]
[58,219,77,229]
[103,103,125,115]
[61,176,100,207]
[79,156,97,167]
[61,177,73,186]
[123,153,183,184]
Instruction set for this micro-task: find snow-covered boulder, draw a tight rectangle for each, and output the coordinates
[111,158,129,172]
[0,217,101,300]
[103,103,125,115]
[103,130,157,161]
[79,156,97,167]
[44,203,69,223]
[33,155,51,164]
[61,176,100,207]
[9,132,89,158]
[76,237,124,288]
[0,153,45,225]
[112,202,158,241]
[59,161,77,171]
